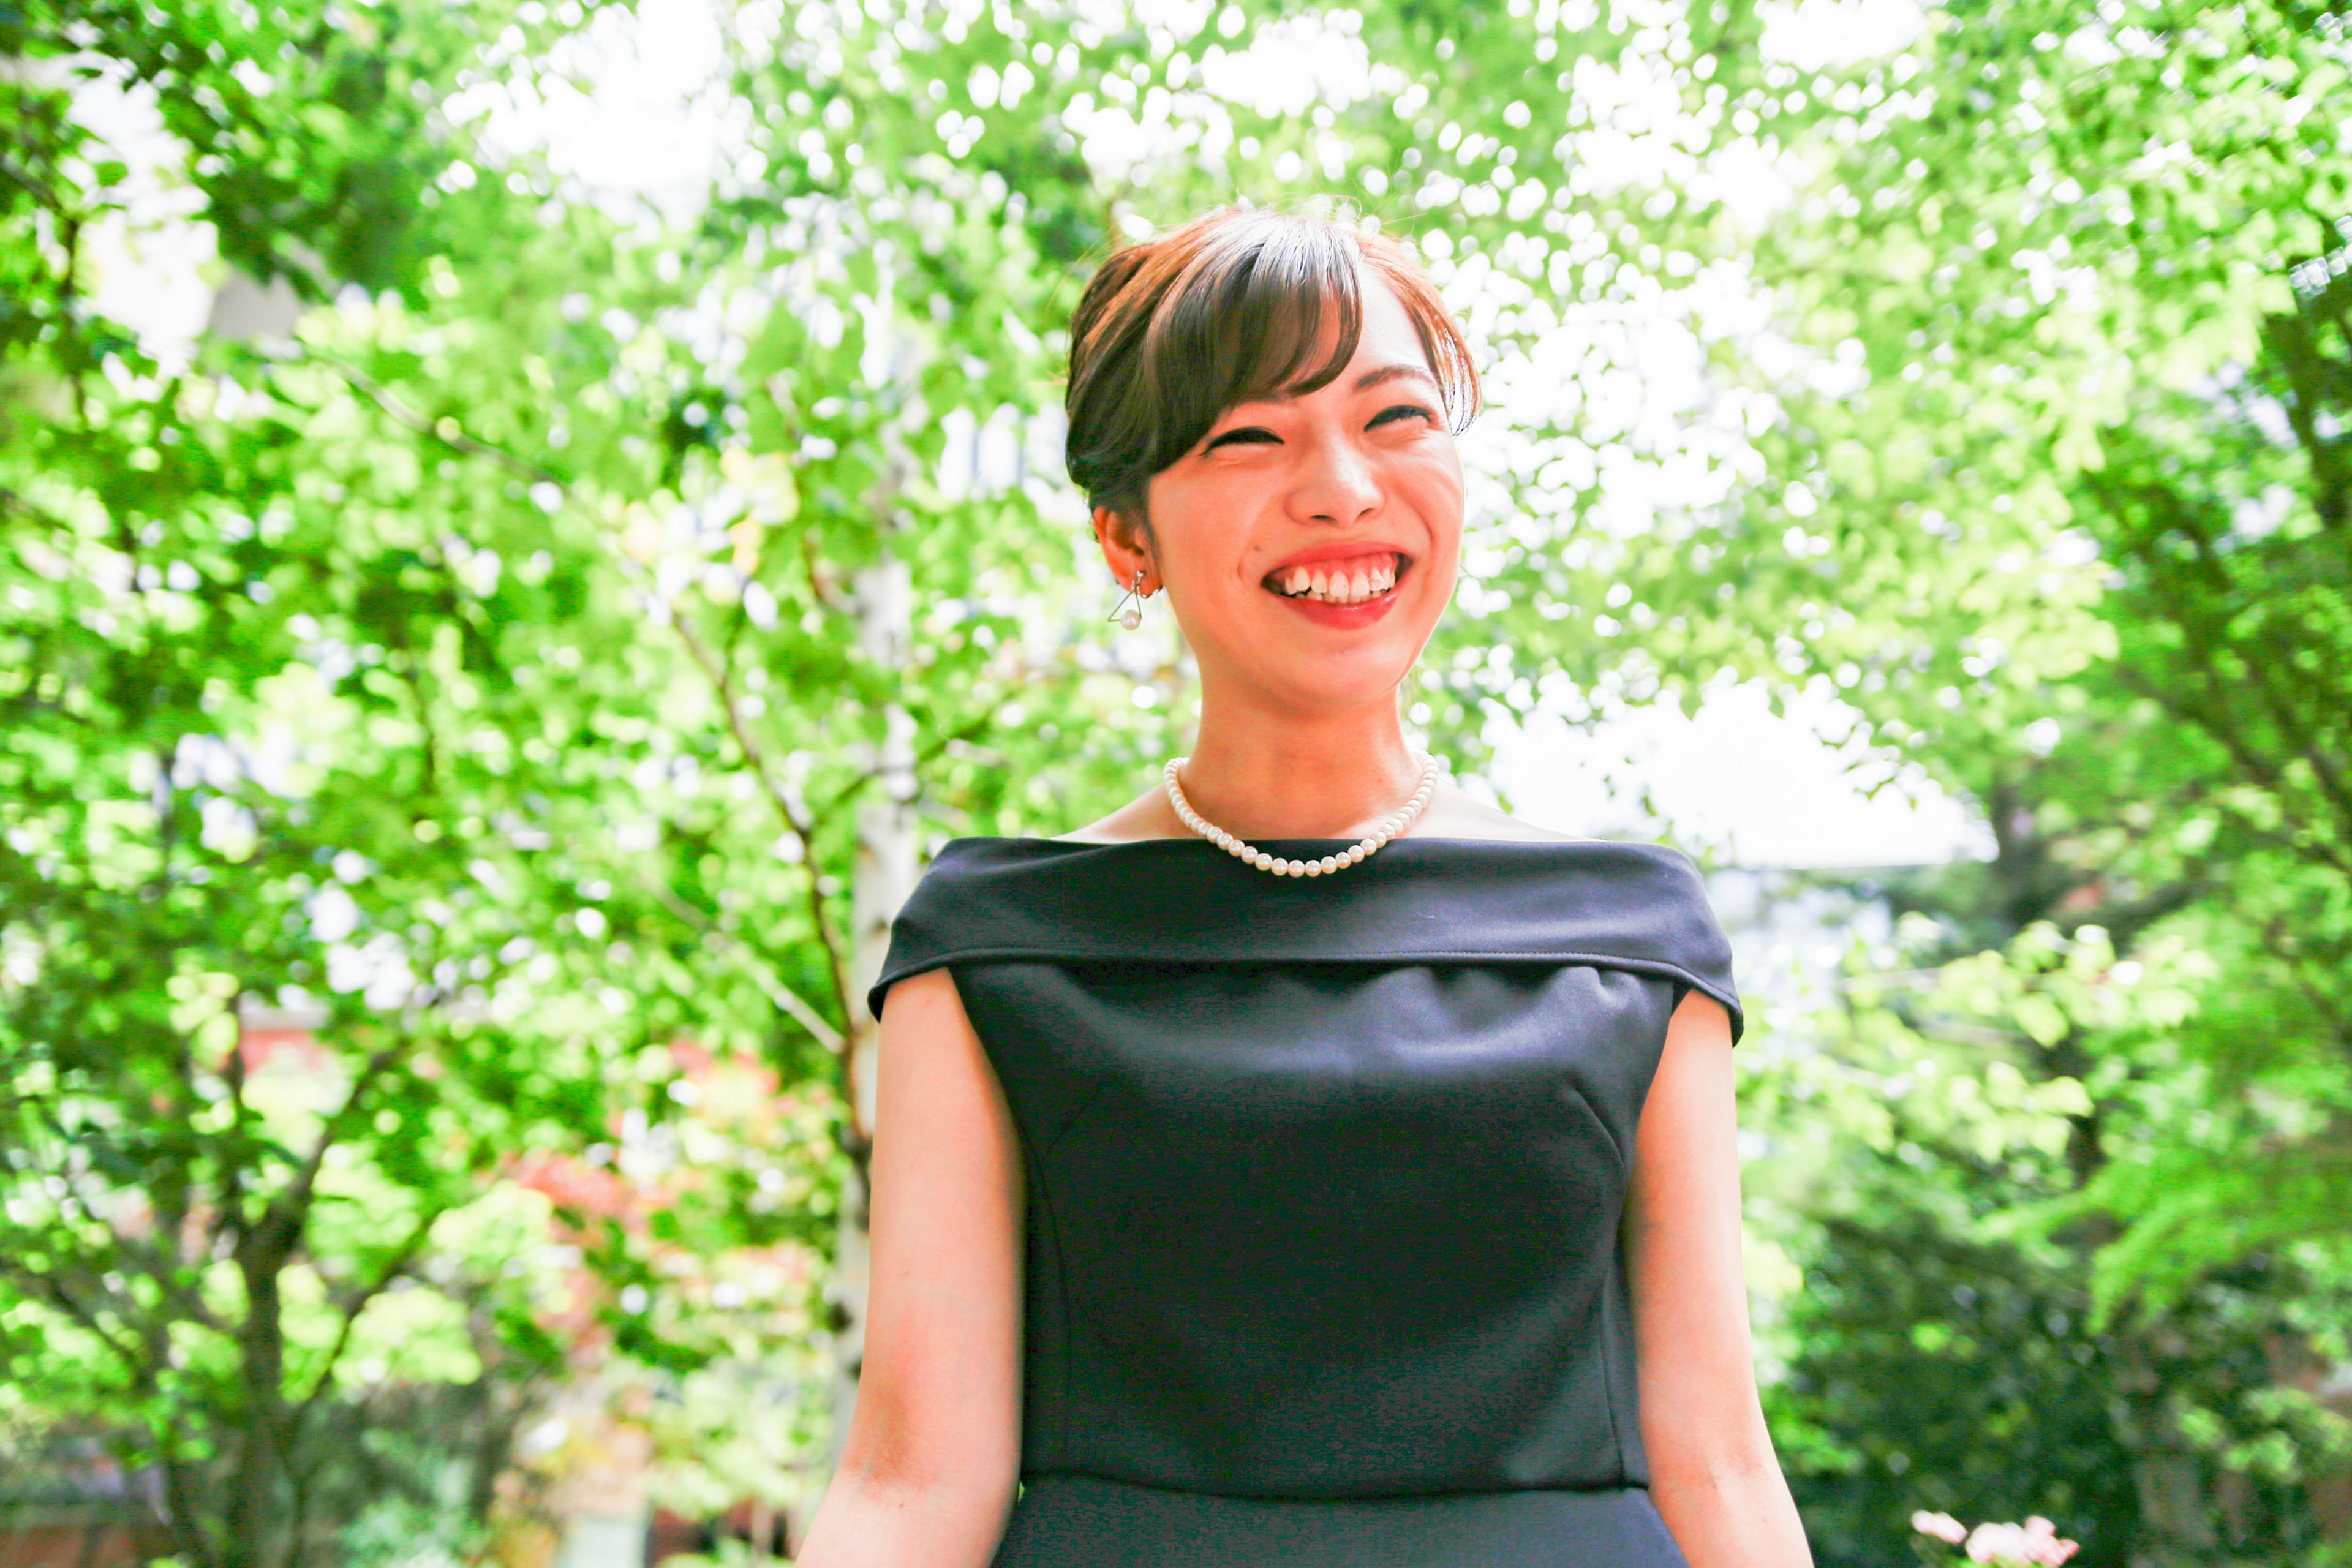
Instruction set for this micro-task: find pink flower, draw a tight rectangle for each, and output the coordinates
[1962,1517,2080,1566]
[1912,1512,1969,1545]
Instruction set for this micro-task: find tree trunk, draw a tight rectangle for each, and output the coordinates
[2109,1331,2219,1567]
[826,551,917,1468]
[2267,1331,2352,1546]
[225,1248,290,1568]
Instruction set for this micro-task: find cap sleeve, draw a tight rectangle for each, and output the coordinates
[867,849,982,1019]
[1632,847,1743,1041]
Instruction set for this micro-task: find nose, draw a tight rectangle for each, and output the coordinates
[1286,426,1382,528]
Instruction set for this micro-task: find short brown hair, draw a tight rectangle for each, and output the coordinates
[1064,209,1480,523]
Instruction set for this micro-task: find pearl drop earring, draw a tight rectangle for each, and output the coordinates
[1107,568,1150,630]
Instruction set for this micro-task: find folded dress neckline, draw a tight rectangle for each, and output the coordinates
[869,835,1742,1039]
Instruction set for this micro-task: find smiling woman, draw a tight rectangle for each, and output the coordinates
[791,209,1814,1568]
[1069,211,1480,750]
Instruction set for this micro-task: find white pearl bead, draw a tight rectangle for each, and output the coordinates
[1165,753,1438,878]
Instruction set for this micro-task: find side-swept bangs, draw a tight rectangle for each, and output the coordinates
[1064,209,1479,523]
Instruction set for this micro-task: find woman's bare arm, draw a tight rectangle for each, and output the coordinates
[1625,990,1813,1568]
[793,967,1025,1568]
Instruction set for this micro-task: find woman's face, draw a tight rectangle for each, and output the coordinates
[1104,269,1465,716]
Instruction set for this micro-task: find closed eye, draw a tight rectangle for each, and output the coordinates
[1368,403,1436,429]
[1203,425,1281,451]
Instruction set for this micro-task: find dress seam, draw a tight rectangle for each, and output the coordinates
[1602,1245,1632,1482]
[881,949,1740,1031]
[1033,1075,1122,1159]
[1553,1077,1626,1174]
[1023,1144,1077,1465]
[1016,1468,1650,1501]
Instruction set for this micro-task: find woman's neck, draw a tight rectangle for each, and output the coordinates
[1177,698,1423,841]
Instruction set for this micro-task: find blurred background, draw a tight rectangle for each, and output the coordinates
[2,0,2348,1564]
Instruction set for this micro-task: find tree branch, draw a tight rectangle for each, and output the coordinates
[2117,486,2352,848]
[34,1275,149,1385]
[252,1042,405,1271]
[315,353,561,485]
[2113,665,2352,880]
[289,1200,445,1433]
[667,610,856,1053]
[642,876,845,1053]
[813,710,990,821]
[160,1454,225,1568]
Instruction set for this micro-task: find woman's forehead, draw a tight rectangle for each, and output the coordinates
[1277,271,1428,388]
[1352,273,1428,357]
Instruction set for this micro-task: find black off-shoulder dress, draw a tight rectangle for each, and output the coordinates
[869,835,1743,1568]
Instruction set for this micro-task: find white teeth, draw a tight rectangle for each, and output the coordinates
[1268,556,1404,601]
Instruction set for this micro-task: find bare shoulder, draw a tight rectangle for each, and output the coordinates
[1411,783,1585,843]
[1055,785,1183,844]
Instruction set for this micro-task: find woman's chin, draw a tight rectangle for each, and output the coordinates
[1188,594,1442,712]
[1253,639,1430,714]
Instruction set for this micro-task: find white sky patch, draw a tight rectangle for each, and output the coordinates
[325,932,419,1011]
[1490,680,1989,868]
[455,0,744,225]
[1561,51,1702,198]
[1196,13,1379,116]
[1757,0,1928,71]
[1694,135,1801,234]
[1449,246,1779,562]
[67,62,217,374]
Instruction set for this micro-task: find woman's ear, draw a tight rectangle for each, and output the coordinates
[1091,506,1159,594]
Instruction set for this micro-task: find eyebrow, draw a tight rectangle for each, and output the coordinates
[1353,363,1442,394]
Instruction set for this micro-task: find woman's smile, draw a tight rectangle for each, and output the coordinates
[1261,546,1411,625]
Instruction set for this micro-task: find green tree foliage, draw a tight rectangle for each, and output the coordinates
[7,0,2351,1561]
[1708,7,2352,1563]
[1749,918,2352,1565]
[0,2,858,1561]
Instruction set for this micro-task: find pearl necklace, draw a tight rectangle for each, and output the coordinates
[1163,754,1440,878]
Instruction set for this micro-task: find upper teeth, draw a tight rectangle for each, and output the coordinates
[1278,557,1398,605]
